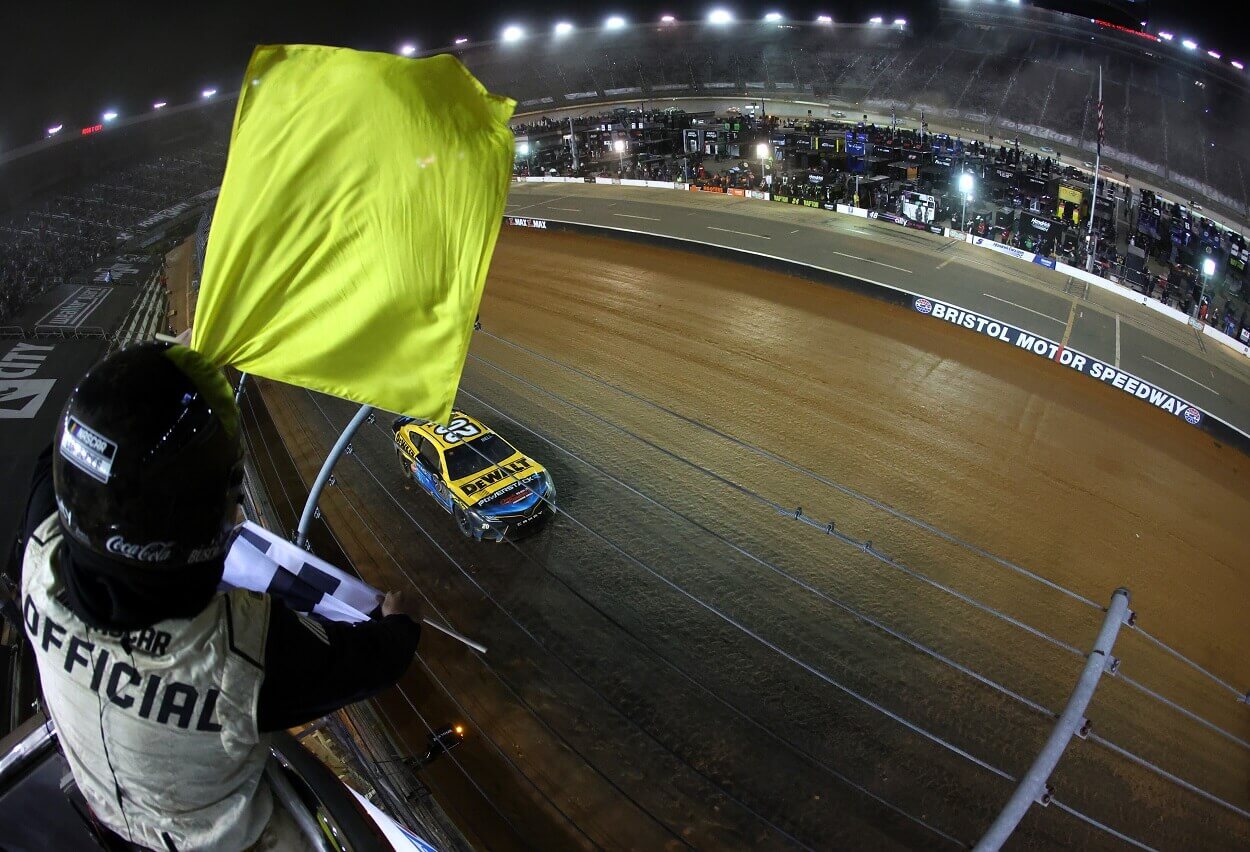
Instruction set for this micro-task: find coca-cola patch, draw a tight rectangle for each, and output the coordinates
[105,536,176,563]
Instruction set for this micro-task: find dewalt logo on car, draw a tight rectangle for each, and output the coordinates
[461,458,532,496]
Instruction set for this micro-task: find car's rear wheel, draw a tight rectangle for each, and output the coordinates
[453,505,473,538]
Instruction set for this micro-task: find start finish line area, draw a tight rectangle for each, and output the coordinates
[916,297,1205,426]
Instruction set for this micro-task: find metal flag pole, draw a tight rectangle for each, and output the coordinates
[1086,65,1103,273]
[974,587,1131,851]
[295,403,374,547]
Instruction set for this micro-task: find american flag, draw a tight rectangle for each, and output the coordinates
[1097,98,1105,155]
[1095,66,1105,156]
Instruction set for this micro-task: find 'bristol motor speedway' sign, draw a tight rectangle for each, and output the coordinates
[912,296,1205,427]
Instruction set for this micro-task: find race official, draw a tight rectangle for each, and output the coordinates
[19,342,422,851]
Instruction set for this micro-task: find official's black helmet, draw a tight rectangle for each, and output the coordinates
[53,342,243,570]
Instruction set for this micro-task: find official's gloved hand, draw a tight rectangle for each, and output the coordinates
[381,590,422,623]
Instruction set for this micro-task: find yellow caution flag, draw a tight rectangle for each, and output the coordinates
[192,45,515,423]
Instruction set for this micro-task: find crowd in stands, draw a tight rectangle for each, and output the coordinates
[520,107,1249,343]
[0,141,226,324]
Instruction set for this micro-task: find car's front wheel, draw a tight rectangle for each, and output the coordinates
[453,505,473,538]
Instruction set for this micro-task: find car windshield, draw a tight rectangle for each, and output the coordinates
[443,433,517,481]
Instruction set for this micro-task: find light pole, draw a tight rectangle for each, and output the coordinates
[613,138,626,174]
[1198,256,1216,322]
[755,142,769,188]
[958,171,974,232]
[517,141,530,175]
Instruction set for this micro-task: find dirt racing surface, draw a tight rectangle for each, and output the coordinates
[258,227,1250,850]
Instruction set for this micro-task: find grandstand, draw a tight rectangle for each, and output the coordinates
[455,3,1250,223]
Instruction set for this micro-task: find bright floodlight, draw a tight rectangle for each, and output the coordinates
[660,14,676,23]
[1202,257,1216,277]
[958,172,974,195]
[153,101,167,109]
[764,12,782,22]
[894,18,907,26]
[869,16,884,25]
[708,9,733,25]
[454,37,469,45]
[1208,50,1221,59]
[554,21,574,36]
[47,124,62,136]
[613,139,626,152]
[1182,39,1198,50]
[816,14,832,24]
[605,15,626,29]
[517,142,530,155]
[399,43,416,56]
[201,88,217,98]
[1233,61,1245,70]
[755,142,769,159]
[102,110,118,122]
[1158,31,1173,41]
[502,24,524,42]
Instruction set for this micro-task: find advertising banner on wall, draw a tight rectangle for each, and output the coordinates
[971,235,1036,264]
[911,296,1206,427]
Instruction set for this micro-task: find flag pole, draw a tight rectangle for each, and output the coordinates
[1086,66,1103,273]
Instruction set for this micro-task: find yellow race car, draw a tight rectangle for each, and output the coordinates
[392,410,555,542]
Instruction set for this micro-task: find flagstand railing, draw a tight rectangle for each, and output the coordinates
[296,403,374,548]
[974,587,1131,851]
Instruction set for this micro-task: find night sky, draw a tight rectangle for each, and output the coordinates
[0,1,1240,152]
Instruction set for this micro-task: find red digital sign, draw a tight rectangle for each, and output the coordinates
[1094,20,1159,42]
[81,124,103,136]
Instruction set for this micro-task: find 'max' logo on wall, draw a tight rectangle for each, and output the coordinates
[0,343,56,419]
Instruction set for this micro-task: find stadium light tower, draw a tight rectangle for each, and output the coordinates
[399,43,416,56]
[755,142,769,183]
[47,124,62,136]
[893,18,907,27]
[201,88,217,99]
[660,14,676,23]
[613,138,626,172]
[454,37,469,45]
[816,14,832,25]
[1182,38,1198,50]
[1198,256,1216,320]
[102,110,118,122]
[1158,31,1174,41]
[605,15,626,29]
[153,101,167,110]
[869,16,884,25]
[764,12,783,22]
[554,21,574,36]
[708,9,734,25]
[502,24,524,42]
[958,171,974,231]
[1233,61,1245,70]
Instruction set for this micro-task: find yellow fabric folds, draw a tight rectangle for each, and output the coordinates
[192,45,515,423]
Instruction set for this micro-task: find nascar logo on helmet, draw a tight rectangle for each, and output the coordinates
[914,297,934,315]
